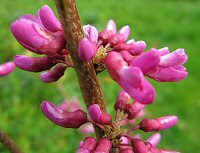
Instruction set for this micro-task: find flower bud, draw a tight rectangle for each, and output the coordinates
[105,51,128,82]
[41,101,88,128]
[129,41,146,55]
[131,49,160,75]
[158,47,170,56]
[83,25,99,43]
[119,137,132,151]
[88,104,112,125]
[79,123,94,134]
[110,26,130,47]
[11,12,65,55]
[14,55,56,72]
[114,90,130,111]
[120,51,135,63]
[38,5,62,32]
[99,20,117,43]
[148,66,188,82]
[124,102,145,119]
[77,137,97,153]
[146,133,161,147]
[160,49,188,67]
[40,64,67,83]
[113,40,146,56]
[131,139,149,153]
[78,38,96,62]
[139,116,178,132]
[94,138,112,153]
[0,62,15,76]
[119,66,156,104]
[118,26,130,41]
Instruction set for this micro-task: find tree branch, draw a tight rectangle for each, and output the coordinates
[0,127,22,153]
[54,0,107,138]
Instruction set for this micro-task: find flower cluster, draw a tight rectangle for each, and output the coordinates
[41,91,179,153]
[10,5,188,153]
[79,21,188,104]
[11,5,71,83]
[0,62,15,77]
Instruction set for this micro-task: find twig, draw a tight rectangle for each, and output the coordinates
[0,127,22,153]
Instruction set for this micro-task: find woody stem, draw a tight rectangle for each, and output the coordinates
[54,0,107,138]
[0,127,22,153]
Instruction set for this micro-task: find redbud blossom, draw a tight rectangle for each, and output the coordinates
[105,51,128,82]
[113,40,146,56]
[110,26,130,47]
[124,102,145,119]
[120,51,135,64]
[77,137,97,153]
[38,5,62,32]
[148,48,188,82]
[94,138,112,153]
[14,55,56,72]
[131,139,149,153]
[58,99,94,135]
[139,116,178,132]
[11,12,65,55]
[0,62,15,76]
[146,133,162,147]
[78,38,96,62]
[130,48,160,75]
[83,25,99,43]
[40,64,67,83]
[88,104,112,125]
[105,52,156,104]
[41,101,88,128]
[128,40,146,55]
[119,66,156,104]
[114,90,131,111]
[99,20,117,44]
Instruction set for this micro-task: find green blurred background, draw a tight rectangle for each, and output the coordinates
[0,0,200,152]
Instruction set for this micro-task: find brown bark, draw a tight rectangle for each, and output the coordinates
[54,0,107,138]
[0,128,22,153]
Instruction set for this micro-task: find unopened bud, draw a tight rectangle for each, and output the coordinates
[88,104,112,125]
[139,116,178,132]
[114,90,130,111]
[41,101,87,128]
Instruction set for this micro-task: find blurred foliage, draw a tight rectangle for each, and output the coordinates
[0,0,200,152]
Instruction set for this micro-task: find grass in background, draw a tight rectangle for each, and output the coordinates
[0,0,200,152]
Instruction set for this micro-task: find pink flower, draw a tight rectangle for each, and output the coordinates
[14,55,56,72]
[78,38,97,62]
[124,101,145,119]
[77,137,112,153]
[114,90,131,111]
[40,64,67,83]
[146,133,162,147]
[148,48,188,82]
[0,62,15,76]
[139,116,178,132]
[11,5,65,55]
[41,101,88,128]
[99,20,117,44]
[77,137,97,153]
[11,5,73,83]
[88,104,112,125]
